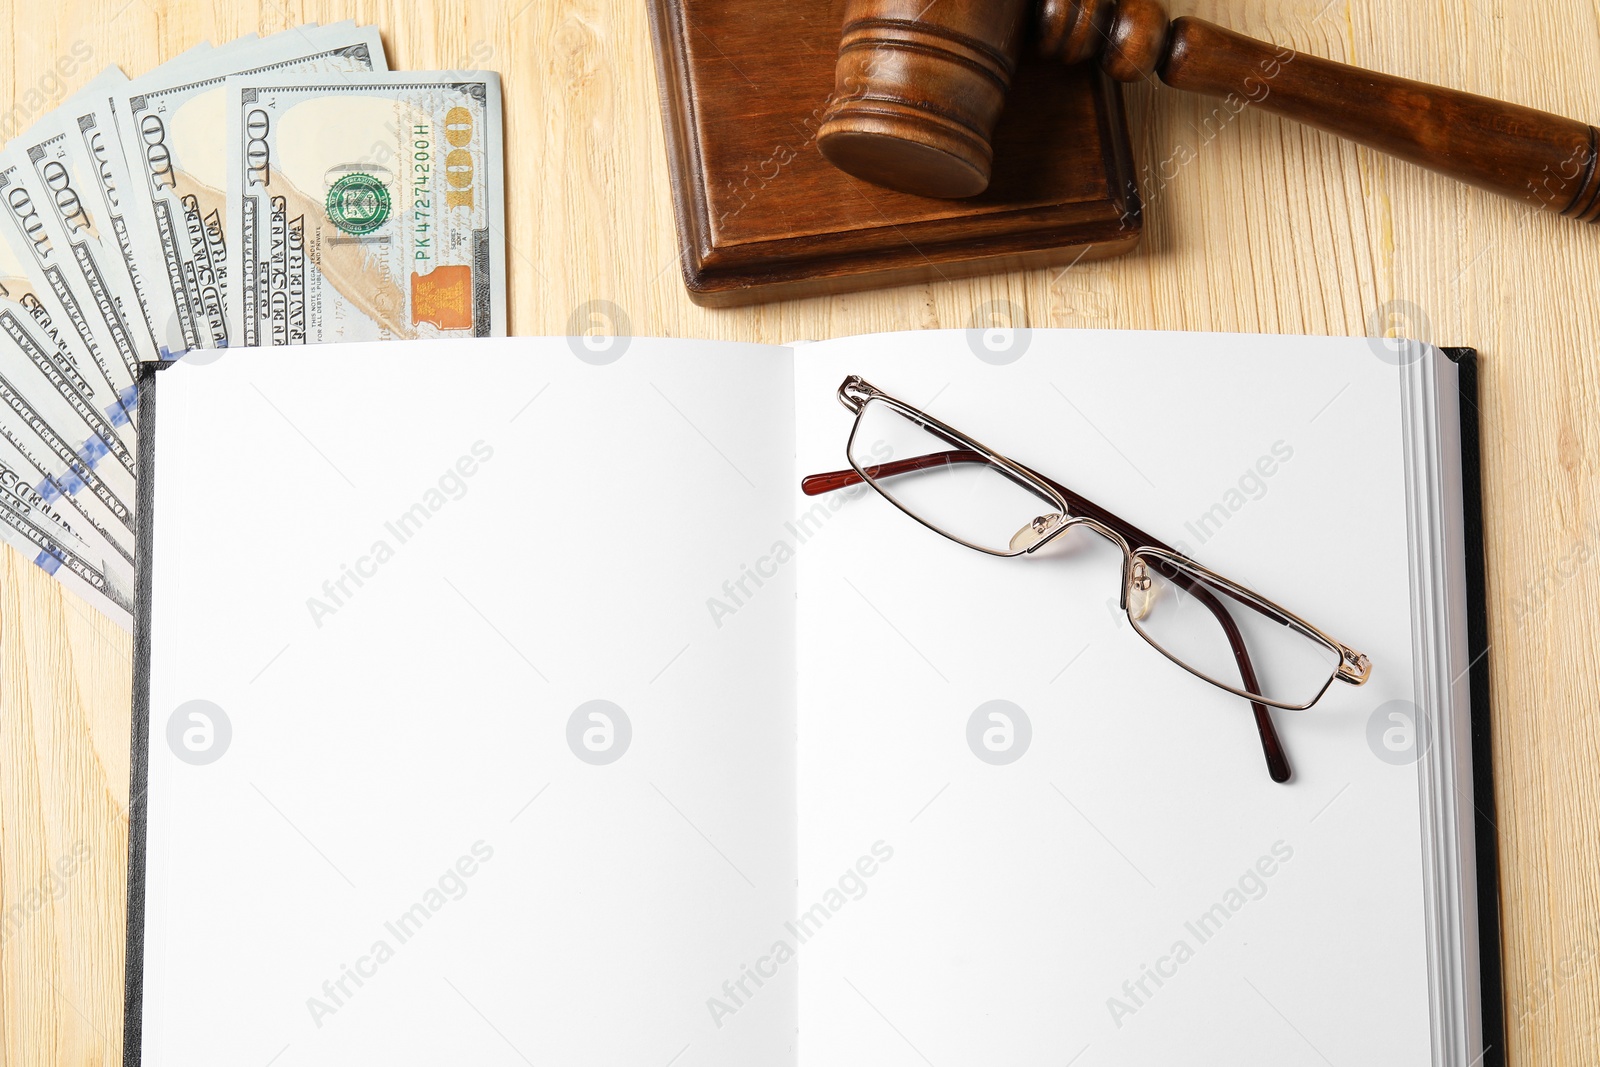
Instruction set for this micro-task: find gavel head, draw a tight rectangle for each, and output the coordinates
[817,0,1170,199]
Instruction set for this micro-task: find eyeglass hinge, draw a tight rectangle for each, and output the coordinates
[837,376,876,414]
[1335,646,1372,686]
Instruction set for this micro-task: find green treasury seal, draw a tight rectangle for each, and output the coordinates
[325,173,392,236]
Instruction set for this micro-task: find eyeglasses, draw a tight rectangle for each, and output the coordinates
[801,376,1372,784]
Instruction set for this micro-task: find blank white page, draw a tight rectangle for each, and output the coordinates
[791,330,1432,1066]
[138,338,798,1066]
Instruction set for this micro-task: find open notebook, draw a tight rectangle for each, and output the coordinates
[126,330,1500,1066]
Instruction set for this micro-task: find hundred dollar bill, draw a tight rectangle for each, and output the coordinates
[0,398,133,571]
[0,475,133,629]
[0,310,137,556]
[14,119,155,385]
[31,69,187,361]
[114,25,386,351]
[65,38,353,360]
[0,150,139,430]
[0,257,136,564]
[0,188,137,453]
[0,214,105,382]
[0,415,135,627]
[225,72,506,346]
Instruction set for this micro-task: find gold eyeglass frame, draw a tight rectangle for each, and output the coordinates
[801,376,1373,782]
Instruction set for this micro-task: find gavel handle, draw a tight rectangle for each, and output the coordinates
[1159,18,1600,221]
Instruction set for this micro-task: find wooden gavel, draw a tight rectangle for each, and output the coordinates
[816,0,1600,222]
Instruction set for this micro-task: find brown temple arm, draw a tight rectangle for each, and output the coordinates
[800,452,977,495]
[803,452,1292,782]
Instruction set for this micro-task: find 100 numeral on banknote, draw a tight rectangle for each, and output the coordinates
[227,74,506,345]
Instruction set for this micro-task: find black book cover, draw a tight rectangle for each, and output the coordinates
[1445,347,1506,1067]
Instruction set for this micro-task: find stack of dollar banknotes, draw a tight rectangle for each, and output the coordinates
[0,23,506,629]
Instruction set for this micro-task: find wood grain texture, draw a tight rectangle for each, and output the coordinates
[822,0,1600,217]
[0,1,1596,1064]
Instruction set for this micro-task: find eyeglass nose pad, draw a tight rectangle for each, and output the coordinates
[1009,512,1065,552]
[1127,560,1158,620]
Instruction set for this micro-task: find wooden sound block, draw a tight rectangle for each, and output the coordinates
[648,0,1142,307]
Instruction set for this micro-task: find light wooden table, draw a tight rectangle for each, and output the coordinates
[2,1,1597,1063]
